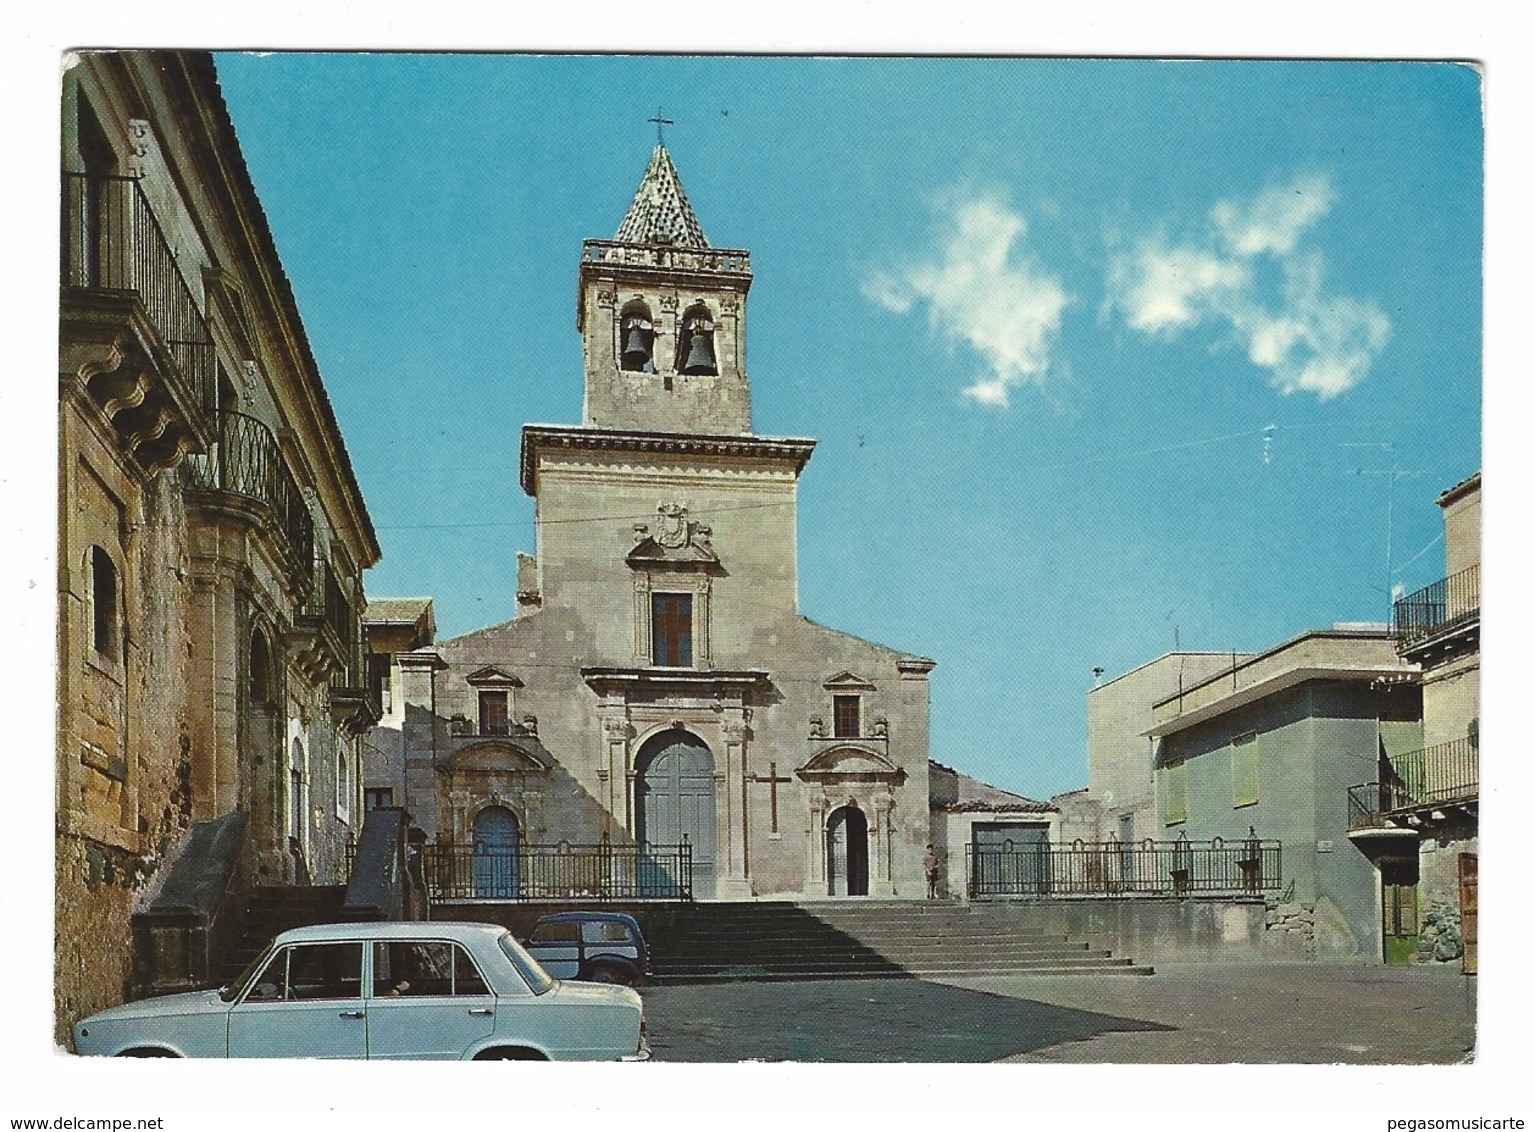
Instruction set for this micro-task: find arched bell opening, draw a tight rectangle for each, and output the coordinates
[618,300,655,373]
[678,303,717,375]
[827,804,869,897]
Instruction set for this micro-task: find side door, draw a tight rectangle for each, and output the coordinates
[525,919,582,979]
[366,940,498,1059]
[228,942,368,1058]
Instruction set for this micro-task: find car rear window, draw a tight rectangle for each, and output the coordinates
[582,920,633,944]
[499,932,556,995]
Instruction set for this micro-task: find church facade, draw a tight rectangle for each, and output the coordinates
[373,144,937,900]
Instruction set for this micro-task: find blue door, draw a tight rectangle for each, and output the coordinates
[472,806,520,899]
[636,732,716,898]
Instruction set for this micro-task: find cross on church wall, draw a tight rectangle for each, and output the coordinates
[750,761,794,833]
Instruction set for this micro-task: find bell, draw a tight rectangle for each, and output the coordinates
[621,325,650,371]
[681,328,716,375]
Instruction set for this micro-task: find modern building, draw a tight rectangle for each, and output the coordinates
[370,142,937,902]
[58,51,378,1041]
[1085,652,1255,847]
[1347,473,1480,967]
[1145,628,1422,957]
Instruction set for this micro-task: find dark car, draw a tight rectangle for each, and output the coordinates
[524,911,650,987]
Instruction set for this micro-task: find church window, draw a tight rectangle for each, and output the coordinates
[365,787,394,811]
[678,303,717,375]
[833,695,861,738]
[250,627,273,707]
[336,749,350,820]
[651,592,693,667]
[619,301,655,372]
[89,545,119,657]
[479,690,510,735]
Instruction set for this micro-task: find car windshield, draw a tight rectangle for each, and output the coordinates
[219,944,274,1002]
[498,931,556,995]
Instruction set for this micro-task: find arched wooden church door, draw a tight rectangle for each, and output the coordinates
[472,805,520,898]
[635,730,717,898]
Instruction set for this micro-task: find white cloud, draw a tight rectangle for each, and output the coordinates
[1105,174,1389,400]
[862,193,1069,409]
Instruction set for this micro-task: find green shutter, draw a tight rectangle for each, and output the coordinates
[1232,732,1260,808]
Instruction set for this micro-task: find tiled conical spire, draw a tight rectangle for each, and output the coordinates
[613,144,709,248]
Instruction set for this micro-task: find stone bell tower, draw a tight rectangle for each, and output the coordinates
[577,142,753,435]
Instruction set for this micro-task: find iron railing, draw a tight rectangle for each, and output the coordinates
[1393,565,1479,649]
[422,838,693,902]
[582,239,751,275]
[62,171,216,414]
[181,410,316,576]
[966,835,1282,899]
[1390,736,1479,806]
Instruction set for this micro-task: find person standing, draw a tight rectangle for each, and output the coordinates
[923,844,941,899]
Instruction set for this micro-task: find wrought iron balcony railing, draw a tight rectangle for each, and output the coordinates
[181,410,316,580]
[1389,736,1479,806]
[1393,564,1479,650]
[965,835,1281,899]
[1346,781,1413,830]
[62,171,216,416]
[421,839,693,902]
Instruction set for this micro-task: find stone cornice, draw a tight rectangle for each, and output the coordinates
[580,666,771,697]
[522,425,816,496]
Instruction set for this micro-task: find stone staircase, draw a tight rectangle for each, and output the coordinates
[647,900,1153,981]
[218,883,348,984]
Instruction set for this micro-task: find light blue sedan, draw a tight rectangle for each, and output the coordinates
[72,921,650,1060]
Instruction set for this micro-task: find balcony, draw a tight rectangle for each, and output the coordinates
[182,410,316,586]
[61,171,215,473]
[293,553,357,684]
[1391,737,1478,807]
[1347,737,1477,850]
[1393,565,1479,653]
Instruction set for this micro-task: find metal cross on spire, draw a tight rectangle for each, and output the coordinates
[648,108,674,145]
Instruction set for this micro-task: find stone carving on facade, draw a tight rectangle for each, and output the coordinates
[241,361,259,404]
[656,502,689,548]
[660,293,679,312]
[721,718,748,742]
[873,716,889,738]
[809,716,824,738]
[596,288,615,308]
[632,523,649,546]
[521,714,538,736]
[127,119,151,175]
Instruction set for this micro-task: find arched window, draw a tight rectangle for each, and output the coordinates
[336,749,350,817]
[619,300,655,372]
[249,627,273,707]
[89,545,119,657]
[289,738,306,843]
[678,303,717,375]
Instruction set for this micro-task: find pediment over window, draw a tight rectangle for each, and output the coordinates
[822,671,876,692]
[465,666,524,689]
[441,732,552,773]
[626,537,719,567]
[797,744,904,782]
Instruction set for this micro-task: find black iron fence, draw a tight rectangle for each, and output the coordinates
[966,835,1281,899]
[1391,736,1478,806]
[422,839,693,902]
[1346,781,1413,830]
[62,171,215,413]
[182,411,316,576]
[1393,565,1479,649]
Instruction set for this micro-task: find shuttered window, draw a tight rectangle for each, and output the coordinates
[1164,760,1188,826]
[1232,731,1260,808]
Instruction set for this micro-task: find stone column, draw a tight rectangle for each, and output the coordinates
[806,794,827,894]
[717,716,751,899]
[873,793,896,896]
[600,714,631,838]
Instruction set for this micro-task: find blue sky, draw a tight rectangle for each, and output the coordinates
[214,55,1481,800]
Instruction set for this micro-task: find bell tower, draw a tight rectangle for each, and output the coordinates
[577,142,753,435]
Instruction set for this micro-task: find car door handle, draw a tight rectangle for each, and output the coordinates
[468,1008,494,1016]
[338,1010,364,1019]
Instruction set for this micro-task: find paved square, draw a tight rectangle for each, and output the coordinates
[640,964,1476,1063]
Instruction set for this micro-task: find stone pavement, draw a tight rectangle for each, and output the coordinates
[938,961,1477,1064]
[639,962,1475,1063]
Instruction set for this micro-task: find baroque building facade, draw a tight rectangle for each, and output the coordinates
[58,51,379,1041]
[370,143,936,900]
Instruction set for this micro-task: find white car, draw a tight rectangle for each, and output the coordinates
[72,921,650,1060]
